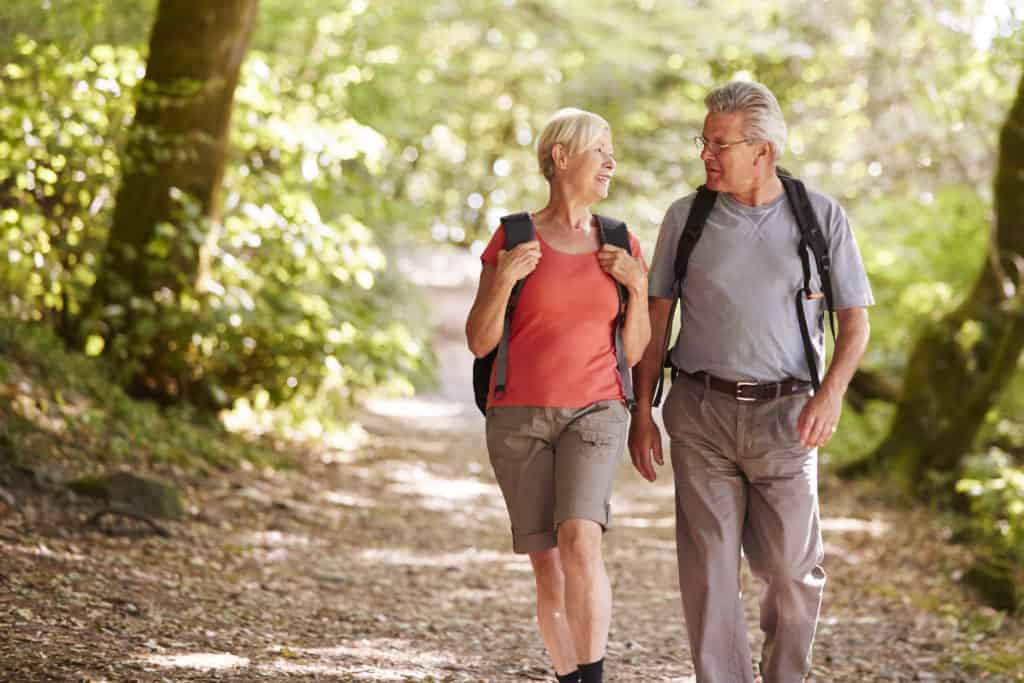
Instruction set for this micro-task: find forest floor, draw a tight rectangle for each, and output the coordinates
[1,251,1023,682]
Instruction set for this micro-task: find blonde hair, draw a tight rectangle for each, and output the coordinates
[536,108,611,180]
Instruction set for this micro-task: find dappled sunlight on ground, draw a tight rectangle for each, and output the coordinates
[4,283,1023,681]
[386,461,502,509]
[613,498,666,516]
[5,396,1022,682]
[321,489,377,507]
[443,586,504,602]
[142,652,250,671]
[620,538,678,553]
[237,529,312,548]
[139,640,465,680]
[820,515,890,537]
[356,546,519,569]
[616,515,676,529]
[290,638,460,671]
[365,396,468,420]
[820,615,882,626]
[4,541,87,563]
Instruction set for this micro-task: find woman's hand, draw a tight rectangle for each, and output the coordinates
[597,244,646,293]
[496,240,542,286]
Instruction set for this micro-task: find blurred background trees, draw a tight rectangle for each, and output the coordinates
[1,0,1023,607]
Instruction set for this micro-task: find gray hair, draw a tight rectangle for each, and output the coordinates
[536,108,610,180]
[705,81,787,160]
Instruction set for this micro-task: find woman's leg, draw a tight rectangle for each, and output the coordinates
[529,547,579,675]
[556,518,610,665]
[550,400,628,678]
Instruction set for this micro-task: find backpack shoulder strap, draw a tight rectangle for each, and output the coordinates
[490,212,536,400]
[500,211,535,249]
[778,171,836,390]
[595,214,636,410]
[595,214,630,252]
[652,188,717,406]
[778,173,831,292]
[674,186,718,292]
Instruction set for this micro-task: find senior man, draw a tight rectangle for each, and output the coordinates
[629,81,873,683]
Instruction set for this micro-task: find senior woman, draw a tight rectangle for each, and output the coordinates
[465,108,650,683]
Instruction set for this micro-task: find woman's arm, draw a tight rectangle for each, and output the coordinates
[619,274,651,367]
[465,241,541,357]
[597,244,651,366]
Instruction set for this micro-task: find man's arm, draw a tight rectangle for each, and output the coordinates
[797,306,870,448]
[628,296,674,481]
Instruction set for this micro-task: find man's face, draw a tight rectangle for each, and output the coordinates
[700,112,758,194]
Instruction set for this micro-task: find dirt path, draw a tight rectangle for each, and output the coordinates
[1,256,1022,682]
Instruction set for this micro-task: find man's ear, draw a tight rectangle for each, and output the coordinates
[754,141,773,168]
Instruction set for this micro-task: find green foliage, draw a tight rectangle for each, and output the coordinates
[855,186,990,371]
[961,649,1024,678]
[3,0,1018,415]
[0,0,157,62]
[0,1,1022,478]
[958,449,1024,568]
[0,320,283,472]
[825,399,895,468]
[67,471,184,520]
[0,36,141,328]
[1,18,434,410]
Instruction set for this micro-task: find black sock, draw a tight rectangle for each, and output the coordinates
[579,658,604,683]
[556,669,580,683]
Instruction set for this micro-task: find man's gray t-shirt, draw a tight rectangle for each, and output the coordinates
[648,188,874,383]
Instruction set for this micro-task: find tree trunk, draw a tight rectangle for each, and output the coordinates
[846,70,1024,494]
[85,0,257,399]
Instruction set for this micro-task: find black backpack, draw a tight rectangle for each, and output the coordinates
[473,212,636,415]
[651,168,837,406]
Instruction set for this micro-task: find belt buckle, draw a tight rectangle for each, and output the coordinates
[735,380,758,402]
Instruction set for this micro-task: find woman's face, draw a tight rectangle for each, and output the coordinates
[559,129,616,201]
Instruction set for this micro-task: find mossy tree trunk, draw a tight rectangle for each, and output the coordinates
[85,0,258,400]
[849,70,1024,495]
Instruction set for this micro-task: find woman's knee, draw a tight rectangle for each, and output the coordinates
[530,548,565,587]
[557,518,603,570]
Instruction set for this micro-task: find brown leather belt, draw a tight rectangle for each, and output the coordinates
[681,370,812,402]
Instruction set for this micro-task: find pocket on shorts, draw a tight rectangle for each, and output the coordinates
[486,407,543,461]
[568,405,627,461]
[576,400,627,427]
[577,429,616,449]
[573,402,626,431]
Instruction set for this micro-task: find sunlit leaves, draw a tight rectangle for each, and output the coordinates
[0,36,141,323]
[958,449,1024,566]
[1,0,1021,424]
[0,6,433,411]
[149,47,437,407]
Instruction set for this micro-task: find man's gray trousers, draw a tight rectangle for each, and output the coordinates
[664,376,826,683]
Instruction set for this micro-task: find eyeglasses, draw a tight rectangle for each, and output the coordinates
[693,135,752,156]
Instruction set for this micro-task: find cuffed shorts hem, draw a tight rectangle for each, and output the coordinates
[554,507,611,533]
[512,529,558,554]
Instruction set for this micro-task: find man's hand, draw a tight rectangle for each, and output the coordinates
[628,412,664,482]
[797,387,843,448]
[797,307,869,448]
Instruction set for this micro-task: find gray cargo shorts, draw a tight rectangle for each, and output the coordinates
[485,400,629,554]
